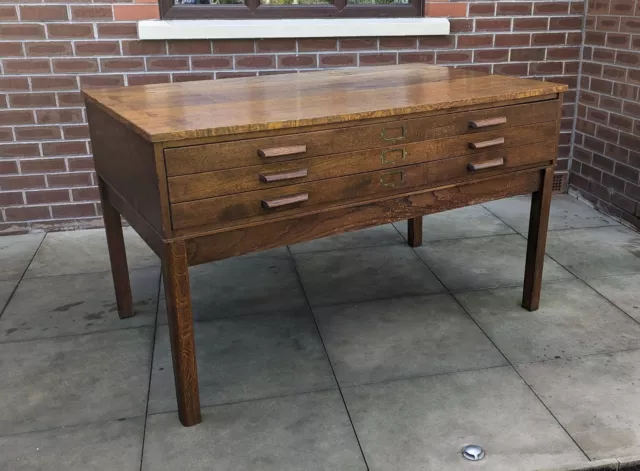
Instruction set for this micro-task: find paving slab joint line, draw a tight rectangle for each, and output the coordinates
[536,455,640,471]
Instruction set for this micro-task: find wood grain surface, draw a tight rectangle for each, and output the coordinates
[83,64,567,142]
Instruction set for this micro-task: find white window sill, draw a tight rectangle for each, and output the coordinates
[138,17,450,40]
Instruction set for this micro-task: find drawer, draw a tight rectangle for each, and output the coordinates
[168,121,557,203]
[170,141,554,231]
[164,100,559,176]
[425,140,556,186]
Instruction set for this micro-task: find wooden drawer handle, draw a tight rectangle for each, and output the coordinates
[469,116,507,129]
[257,145,307,158]
[261,192,308,209]
[467,157,505,172]
[468,137,505,149]
[259,168,308,183]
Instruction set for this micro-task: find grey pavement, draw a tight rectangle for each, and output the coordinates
[1,194,639,471]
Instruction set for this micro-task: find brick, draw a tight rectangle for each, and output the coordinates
[0,128,12,143]
[425,2,468,17]
[495,33,530,47]
[0,175,45,191]
[549,16,583,30]
[75,41,121,56]
[32,76,78,91]
[596,125,619,143]
[113,4,159,20]
[36,109,83,125]
[298,38,337,52]
[582,62,602,76]
[474,49,509,62]
[585,31,606,46]
[3,59,51,75]
[419,36,455,49]
[97,23,138,39]
[172,73,213,83]
[51,203,96,219]
[510,48,545,61]
[457,34,493,48]
[592,153,615,172]
[0,160,18,175]
[0,42,23,57]
[256,39,296,53]
[5,206,50,222]
[494,62,529,75]
[212,39,254,54]
[593,47,616,63]
[339,38,377,50]
[468,2,494,16]
[0,77,29,91]
[379,37,418,49]
[26,189,70,205]
[14,126,62,141]
[607,32,631,48]
[359,53,397,66]
[127,74,171,86]
[548,46,580,60]
[277,54,318,68]
[615,162,640,182]
[67,157,94,171]
[629,69,640,85]
[0,191,23,206]
[624,102,640,119]
[100,58,145,72]
[602,172,627,193]
[319,53,358,67]
[596,16,621,32]
[0,6,17,20]
[620,17,640,33]
[71,5,113,20]
[47,172,92,188]
[0,110,35,126]
[620,132,640,150]
[48,24,94,39]
[191,56,232,70]
[20,5,68,21]
[9,93,56,108]
[532,33,567,46]
[168,40,212,55]
[72,187,100,202]
[0,24,45,40]
[146,57,190,71]
[589,180,612,201]
[476,18,512,31]
[21,158,66,173]
[581,161,603,181]
[79,75,125,88]
[235,55,275,69]
[449,19,474,33]
[616,51,640,67]
[436,51,473,64]
[513,17,548,31]
[600,96,623,113]
[496,2,532,15]
[534,2,570,14]
[57,92,84,107]
[398,52,435,64]
[0,143,39,159]
[25,41,73,57]
[590,78,613,94]
[584,135,606,153]
[42,141,88,157]
[531,61,564,75]
[602,65,626,80]
[62,125,90,140]
[53,58,100,74]
[609,114,634,132]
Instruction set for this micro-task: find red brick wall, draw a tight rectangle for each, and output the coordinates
[571,0,640,231]
[0,0,584,234]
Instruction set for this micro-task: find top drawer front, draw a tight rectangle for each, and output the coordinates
[164,100,558,176]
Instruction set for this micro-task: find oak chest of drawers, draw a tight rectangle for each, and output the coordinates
[84,64,567,426]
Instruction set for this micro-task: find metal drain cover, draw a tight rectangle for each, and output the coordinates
[462,445,485,461]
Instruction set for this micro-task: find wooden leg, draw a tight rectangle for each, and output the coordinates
[163,240,201,427]
[407,216,423,247]
[98,178,134,319]
[522,168,554,312]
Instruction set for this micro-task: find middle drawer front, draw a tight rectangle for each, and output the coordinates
[170,140,555,231]
[168,121,556,203]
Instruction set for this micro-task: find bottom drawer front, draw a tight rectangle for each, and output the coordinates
[427,140,556,186]
[171,164,426,230]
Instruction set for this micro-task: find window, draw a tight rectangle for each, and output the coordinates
[160,0,424,19]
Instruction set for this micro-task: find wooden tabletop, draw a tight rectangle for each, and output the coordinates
[83,64,567,143]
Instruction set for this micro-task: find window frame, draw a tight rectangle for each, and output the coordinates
[160,0,424,20]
